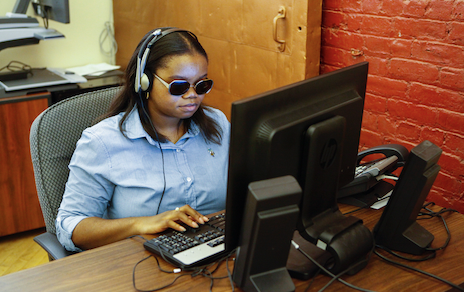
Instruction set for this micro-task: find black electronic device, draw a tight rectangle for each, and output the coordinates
[143,213,227,269]
[373,140,442,255]
[32,0,70,24]
[226,61,374,281]
[338,144,409,207]
[232,176,301,292]
[134,27,189,95]
[10,0,70,24]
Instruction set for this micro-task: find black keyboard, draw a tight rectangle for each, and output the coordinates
[143,213,227,268]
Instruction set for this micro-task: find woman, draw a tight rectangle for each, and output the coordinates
[56,28,230,252]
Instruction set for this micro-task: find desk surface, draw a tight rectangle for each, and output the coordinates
[1,205,464,292]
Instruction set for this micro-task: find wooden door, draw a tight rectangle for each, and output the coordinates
[113,0,322,118]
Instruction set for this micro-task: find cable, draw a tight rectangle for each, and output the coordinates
[375,244,436,262]
[132,254,191,292]
[291,240,375,292]
[99,21,118,64]
[138,91,167,215]
[418,202,459,252]
[130,235,236,291]
[373,201,464,291]
[374,249,464,292]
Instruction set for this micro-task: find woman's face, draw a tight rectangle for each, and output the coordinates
[148,53,209,124]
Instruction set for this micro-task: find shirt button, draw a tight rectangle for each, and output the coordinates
[186,177,192,182]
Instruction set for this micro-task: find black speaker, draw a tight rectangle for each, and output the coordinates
[233,175,301,292]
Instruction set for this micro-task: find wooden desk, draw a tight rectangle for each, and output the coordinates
[1,205,463,292]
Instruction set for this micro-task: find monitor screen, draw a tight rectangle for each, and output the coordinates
[11,0,70,24]
[32,0,70,24]
[225,61,369,257]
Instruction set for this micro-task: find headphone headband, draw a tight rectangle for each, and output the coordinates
[134,27,188,93]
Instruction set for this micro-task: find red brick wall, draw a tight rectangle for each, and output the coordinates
[320,0,464,212]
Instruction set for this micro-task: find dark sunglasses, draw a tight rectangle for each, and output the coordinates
[154,74,213,96]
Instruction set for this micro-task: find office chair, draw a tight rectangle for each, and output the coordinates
[30,86,122,260]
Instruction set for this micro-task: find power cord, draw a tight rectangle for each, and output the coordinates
[291,240,376,292]
[99,21,118,64]
[129,236,235,292]
[374,249,464,291]
[373,202,464,291]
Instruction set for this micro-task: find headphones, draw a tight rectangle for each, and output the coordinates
[134,27,189,94]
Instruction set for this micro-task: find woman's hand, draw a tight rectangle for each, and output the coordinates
[136,204,210,235]
[72,205,210,250]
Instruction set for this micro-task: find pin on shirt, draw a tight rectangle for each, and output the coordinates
[208,148,215,157]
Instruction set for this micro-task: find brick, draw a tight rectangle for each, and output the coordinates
[359,128,383,148]
[397,121,421,141]
[447,21,464,46]
[409,82,464,112]
[454,1,464,21]
[403,0,428,18]
[322,29,364,50]
[364,92,387,113]
[391,39,413,58]
[345,13,363,31]
[387,99,438,126]
[377,115,397,137]
[322,11,346,29]
[389,58,439,84]
[363,35,391,57]
[438,151,464,177]
[424,0,455,21]
[323,0,343,11]
[367,75,408,99]
[361,15,394,37]
[361,110,377,131]
[364,56,389,76]
[382,0,405,17]
[341,0,363,13]
[440,67,464,91]
[437,109,464,134]
[321,46,349,67]
[362,0,382,15]
[411,41,464,66]
[419,127,445,148]
[444,132,464,155]
[394,18,447,41]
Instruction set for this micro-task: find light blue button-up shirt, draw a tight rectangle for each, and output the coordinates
[56,106,230,251]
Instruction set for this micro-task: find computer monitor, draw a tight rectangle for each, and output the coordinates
[12,0,70,24]
[225,61,373,277]
[32,0,70,24]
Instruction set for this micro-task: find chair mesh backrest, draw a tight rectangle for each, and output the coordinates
[30,87,122,234]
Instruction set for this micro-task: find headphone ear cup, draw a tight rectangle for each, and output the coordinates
[140,73,150,92]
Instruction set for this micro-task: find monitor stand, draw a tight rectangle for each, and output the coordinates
[286,231,332,280]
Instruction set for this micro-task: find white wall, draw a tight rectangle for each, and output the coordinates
[0,0,115,69]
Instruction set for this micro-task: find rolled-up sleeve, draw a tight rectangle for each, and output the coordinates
[56,129,115,252]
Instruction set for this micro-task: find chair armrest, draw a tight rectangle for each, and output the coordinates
[34,232,76,261]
